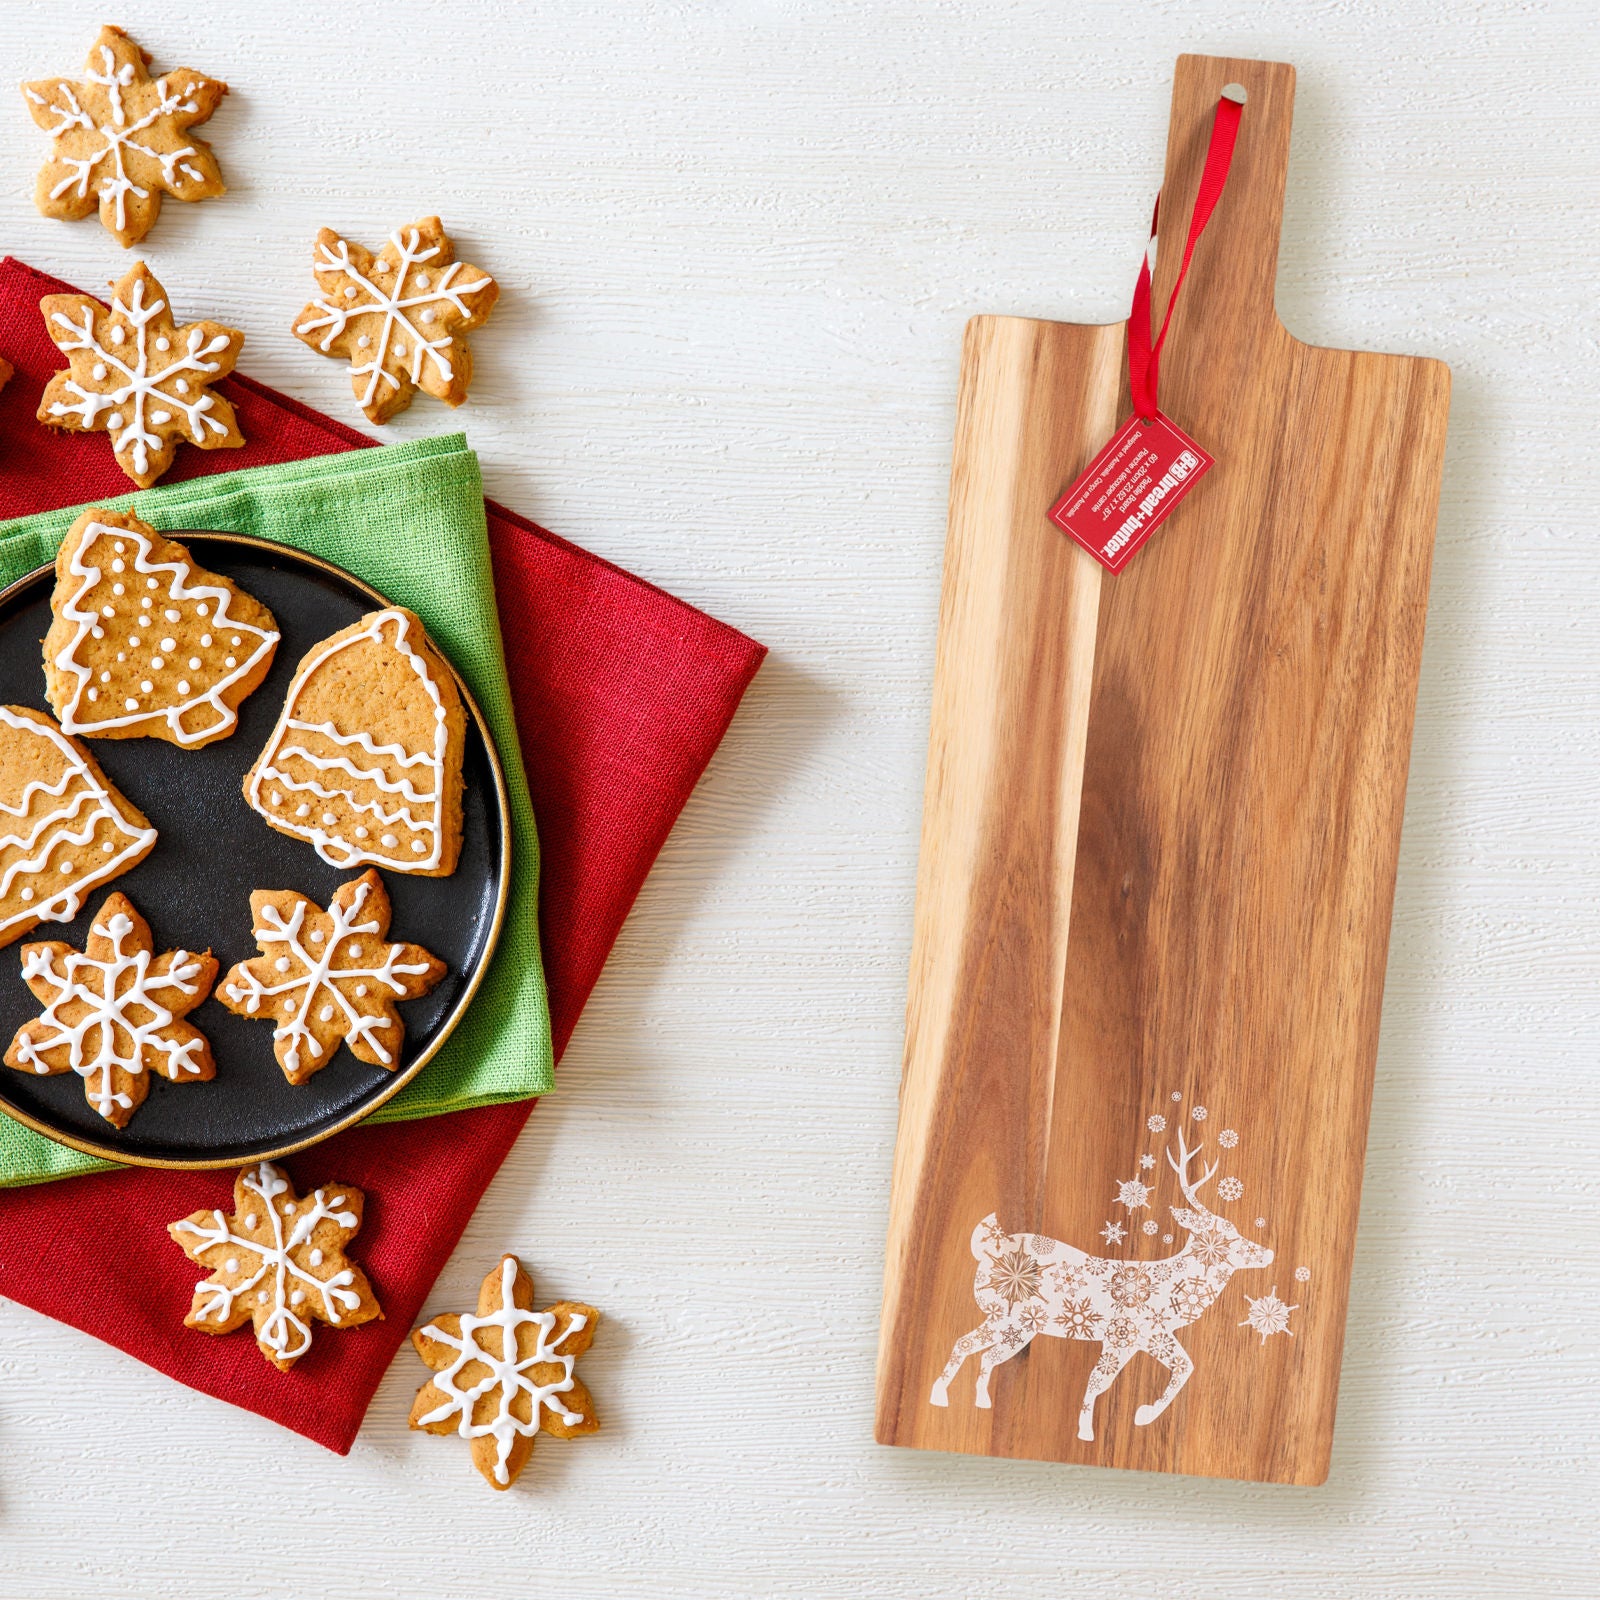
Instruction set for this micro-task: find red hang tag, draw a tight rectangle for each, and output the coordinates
[1048,412,1213,573]
[1050,88,1242,573]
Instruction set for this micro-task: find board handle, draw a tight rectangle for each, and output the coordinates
[1155,55,1296,341]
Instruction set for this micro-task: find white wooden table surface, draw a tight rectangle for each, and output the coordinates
[1,4,1595,1596]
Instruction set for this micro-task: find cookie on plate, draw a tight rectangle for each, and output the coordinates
[0,704,157,949]
[38,260,244,487]
[244,607,465,876]
[216,868,447,1085]
[411,1255,600,1490]
[5,892,217,1127]
[292,217,499,424]
[22,24,227,247]
[44,507,279,748]
[170,1160,382,1371]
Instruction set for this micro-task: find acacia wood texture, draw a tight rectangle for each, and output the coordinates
[877,54,1451,1484]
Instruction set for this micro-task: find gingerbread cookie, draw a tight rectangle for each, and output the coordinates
[5,892,216,1127]
[44,508,278,748]
[244,608,465,876]
[22,25,227,248]
[38,261,244,488]
[0,705,156,950]
[411,1255,600,1490]
[217,869,446,1085]
[293,217,499,424]
[170,1160,381,1371]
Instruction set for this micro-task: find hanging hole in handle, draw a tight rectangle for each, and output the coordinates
[1221,83,1248,104]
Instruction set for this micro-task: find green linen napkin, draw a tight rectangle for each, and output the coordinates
[0,435,552,1186]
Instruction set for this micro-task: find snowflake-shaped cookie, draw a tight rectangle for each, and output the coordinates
[22,25,227,247]
[3,892,216,1127]
[38,261,244,487]
[293,217,500,424]
[411,1255,599,1490]
[170,1160,381,1371]
[216,868,445,1085]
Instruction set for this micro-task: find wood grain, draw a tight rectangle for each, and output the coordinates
[877,54,1451,1484]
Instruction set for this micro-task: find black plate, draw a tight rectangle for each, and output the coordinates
[0,534,509,1169]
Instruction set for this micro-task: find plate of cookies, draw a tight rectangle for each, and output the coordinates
[0,508,509,1168]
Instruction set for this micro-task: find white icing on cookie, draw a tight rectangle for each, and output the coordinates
[246,610,448,871]
[44,277,234,480]
[52,521,277,744]
[28,41,214,237]
[0,706,156,938]
[13,907,205,1118]
[219,875,431,1075]
[295,227,492,414]
[415,1257,588,1487]
[173,1161,361,1364]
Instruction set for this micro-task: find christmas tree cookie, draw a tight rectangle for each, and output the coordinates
[0,705,157,950]
[5,892,217,1127]
[44,508,279,749]
[22,24,227,248]
[38,261,244,488]
[244,607,465,876]
[217,869,447,1086]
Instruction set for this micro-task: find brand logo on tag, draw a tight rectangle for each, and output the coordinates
[1048,413,1213,573]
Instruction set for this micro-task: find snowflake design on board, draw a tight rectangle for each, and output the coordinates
[1217,1176,1245,1202]
[1019,1304,1047,1333]
[1189,1229,1231,1269]
[1147,1113,1167,1133]
[4,893,216,1126]
[1142,1220,1159,1235]
[1218,1128,1239,1148]
[1171,1091,1182,1101]
[22,25,227,246]
[1239,1287,1300,1345]
[1168,1278,1217,1322]
[1099,1220,1126,1246]
[984,1247,1043,1307]
[218,869,445,1085]
[37,261,243,487]
[293,217,500,424]
[1112,1176,1153,1211]
[1191,1105,1207,1122]
[1139,1153,1156,1169]
[1055,1299,1100,1337]
[169,1161,380,1370]
[1046,1262,1086,1296]
[416,1254,598,1491]
[1107,1265,1153,1308]
[1294,1265,1311,1283]
[979,1217,1010,1248]
[1256,1217,1267,1229]
[1103,1313,1141,1350]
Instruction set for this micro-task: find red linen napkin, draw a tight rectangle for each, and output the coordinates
[0,257,765,1450]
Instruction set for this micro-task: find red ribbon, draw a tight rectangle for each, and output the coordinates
[1127,91,1244,421]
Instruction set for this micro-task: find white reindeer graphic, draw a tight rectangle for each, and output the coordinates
[929,1130,1272,1440]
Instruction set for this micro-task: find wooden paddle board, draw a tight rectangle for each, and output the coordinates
[876,53,1449,1485]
